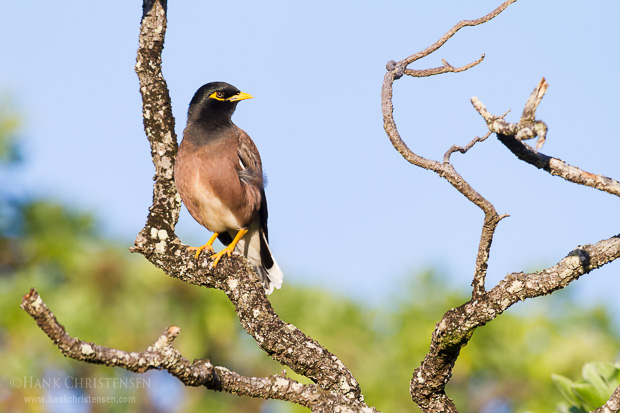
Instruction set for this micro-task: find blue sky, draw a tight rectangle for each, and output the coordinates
[2,1,619,309]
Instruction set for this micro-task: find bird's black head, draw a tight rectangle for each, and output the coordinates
[187,82,253,125]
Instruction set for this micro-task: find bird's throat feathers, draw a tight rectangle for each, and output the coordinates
[185,104,239,146]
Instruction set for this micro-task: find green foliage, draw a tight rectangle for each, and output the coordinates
[553,362,620,413]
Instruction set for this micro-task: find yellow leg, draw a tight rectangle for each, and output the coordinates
[188,232,219,259]
[210,229,248,268]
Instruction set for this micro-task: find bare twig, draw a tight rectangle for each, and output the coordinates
[381,1,517,303]
[398,0,517,69]
[443,131,492,164]
[380,3,519,411]
[443,109,510,163]
[472,80,620,198]
[401,54,485,78]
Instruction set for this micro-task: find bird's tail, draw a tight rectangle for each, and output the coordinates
[235,226,283,294]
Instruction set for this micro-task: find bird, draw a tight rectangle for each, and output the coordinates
[174,81,283,294]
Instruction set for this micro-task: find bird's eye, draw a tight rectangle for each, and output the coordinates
[216,91,225,99]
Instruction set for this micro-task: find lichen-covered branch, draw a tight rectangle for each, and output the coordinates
[19,289,365,410]
[411,235,620,412]
[130,0,366,405]
[135,0,181,241]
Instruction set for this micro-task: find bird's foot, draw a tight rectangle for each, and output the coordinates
[210,245,235,268]
[188,233,220,259]
[188,243,214,259]
[209,228,248,268]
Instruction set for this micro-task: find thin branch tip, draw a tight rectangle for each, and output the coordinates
[166,325,181,339]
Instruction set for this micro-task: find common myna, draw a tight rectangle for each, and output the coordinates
[174,82,283,294]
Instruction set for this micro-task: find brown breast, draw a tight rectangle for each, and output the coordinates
[174,134,262,233]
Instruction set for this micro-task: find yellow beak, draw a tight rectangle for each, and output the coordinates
[227,92,253,102]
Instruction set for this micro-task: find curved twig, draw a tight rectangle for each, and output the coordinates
[381,1,517,302]
[401,54,485,78]
[443,131,492,164]
[443,110,510,163]
[396,0,517,71]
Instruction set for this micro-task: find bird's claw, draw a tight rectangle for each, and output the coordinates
[210,246,234,268]
[188,243,214,259]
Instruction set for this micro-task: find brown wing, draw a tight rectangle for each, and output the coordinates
[236,126,262,176]
[235,127,273,268]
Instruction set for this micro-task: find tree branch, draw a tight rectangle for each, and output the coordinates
[411,234,620,412]
[380,1,517,407]
[19,289,363,410]
[472,81,620,198]
[443,110,510,164]
[443,131,492,164]
[135,0,181,241]
[398,0,516,70]
[130,0,367,405]
[400,55,485,78]
[381,1,516,303]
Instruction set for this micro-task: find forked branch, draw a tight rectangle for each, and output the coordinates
[411,235,620,412]
[380,2,518,408]
[381,1,518,300]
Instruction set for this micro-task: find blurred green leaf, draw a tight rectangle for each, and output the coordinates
[583,362,620,389]
[553,362,620,413]
[571,382,606,410]
[552,374,582,409]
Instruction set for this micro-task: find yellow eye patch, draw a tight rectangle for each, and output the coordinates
[209,91,226,101]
